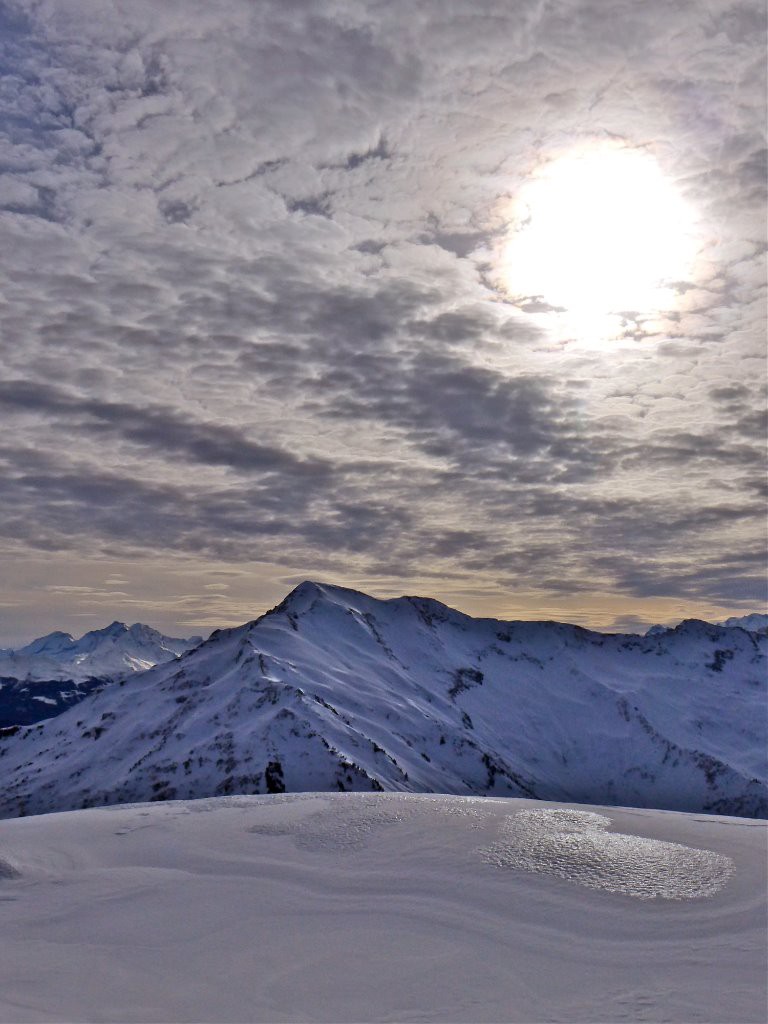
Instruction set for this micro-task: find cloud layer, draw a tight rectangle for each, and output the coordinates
[0,0,765,638]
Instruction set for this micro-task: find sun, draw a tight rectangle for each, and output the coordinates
[497,142,699,343]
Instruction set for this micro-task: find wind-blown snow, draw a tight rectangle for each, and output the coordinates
[480,807,734,899]
[0,582,765,818]
[0,794,764,1023]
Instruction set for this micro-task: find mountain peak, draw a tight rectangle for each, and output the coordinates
[268,580,326,618]
[126,622,161,640]
[288,580,328,600]
[277,580,358,616]
[106,620,128,634]
[719,613,768,634]
[17,630,76,656]
[672,618,722,637]
[84,621,129,640]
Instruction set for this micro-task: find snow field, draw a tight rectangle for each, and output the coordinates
[0,793,765,1023]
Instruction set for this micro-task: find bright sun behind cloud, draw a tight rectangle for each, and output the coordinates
[498,143,699,344]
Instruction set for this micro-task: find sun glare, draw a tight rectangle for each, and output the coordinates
[498,143,699,344]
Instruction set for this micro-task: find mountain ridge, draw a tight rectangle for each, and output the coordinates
[0,581,765,819]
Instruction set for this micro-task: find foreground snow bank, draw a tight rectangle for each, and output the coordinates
[0,793,765,1023]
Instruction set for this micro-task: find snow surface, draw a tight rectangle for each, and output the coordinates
[1,582,765,819]
[0,793,764,1023]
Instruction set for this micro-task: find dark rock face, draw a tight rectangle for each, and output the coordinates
[0,676,106,729]
[265,760,285,793]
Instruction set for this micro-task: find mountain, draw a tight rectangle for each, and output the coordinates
[0,793,764,1023]
[646,613,768,636]
[0,621,201,683]
[0,582,765,819]
[719,612,768,634]
[0,623,202,730]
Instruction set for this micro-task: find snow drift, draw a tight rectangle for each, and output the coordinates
[0,793,765,1023]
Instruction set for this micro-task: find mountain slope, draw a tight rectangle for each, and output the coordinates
[0,676,106,731]
[0,582,765,819]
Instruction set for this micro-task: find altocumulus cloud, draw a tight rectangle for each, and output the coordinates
[0,0,765,634]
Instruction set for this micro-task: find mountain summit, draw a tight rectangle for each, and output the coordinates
[0,582,765,819]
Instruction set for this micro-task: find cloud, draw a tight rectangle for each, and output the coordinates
[0,380,332,480]
[0,0,764,633]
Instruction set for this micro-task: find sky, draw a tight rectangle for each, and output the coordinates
[0,0,766,644]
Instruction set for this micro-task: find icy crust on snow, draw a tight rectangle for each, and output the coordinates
[481,808,734,900]
[246,792,488,852]
[247,792,419,851]
[243,793,731,900]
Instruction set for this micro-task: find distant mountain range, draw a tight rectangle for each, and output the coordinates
[0,621,201,682]
[0,582,765,819]
[718,612,768,633]
[0,622,201,729]
[646,612,768,636]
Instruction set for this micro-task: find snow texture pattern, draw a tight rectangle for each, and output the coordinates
[243,792,732,900]
[480,808,734,899]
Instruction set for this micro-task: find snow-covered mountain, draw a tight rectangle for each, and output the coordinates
[647,613,768,636]
[719,612,768,633]
[0,582,765,819]
[0,623,202,730]
[0,621,201,683]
